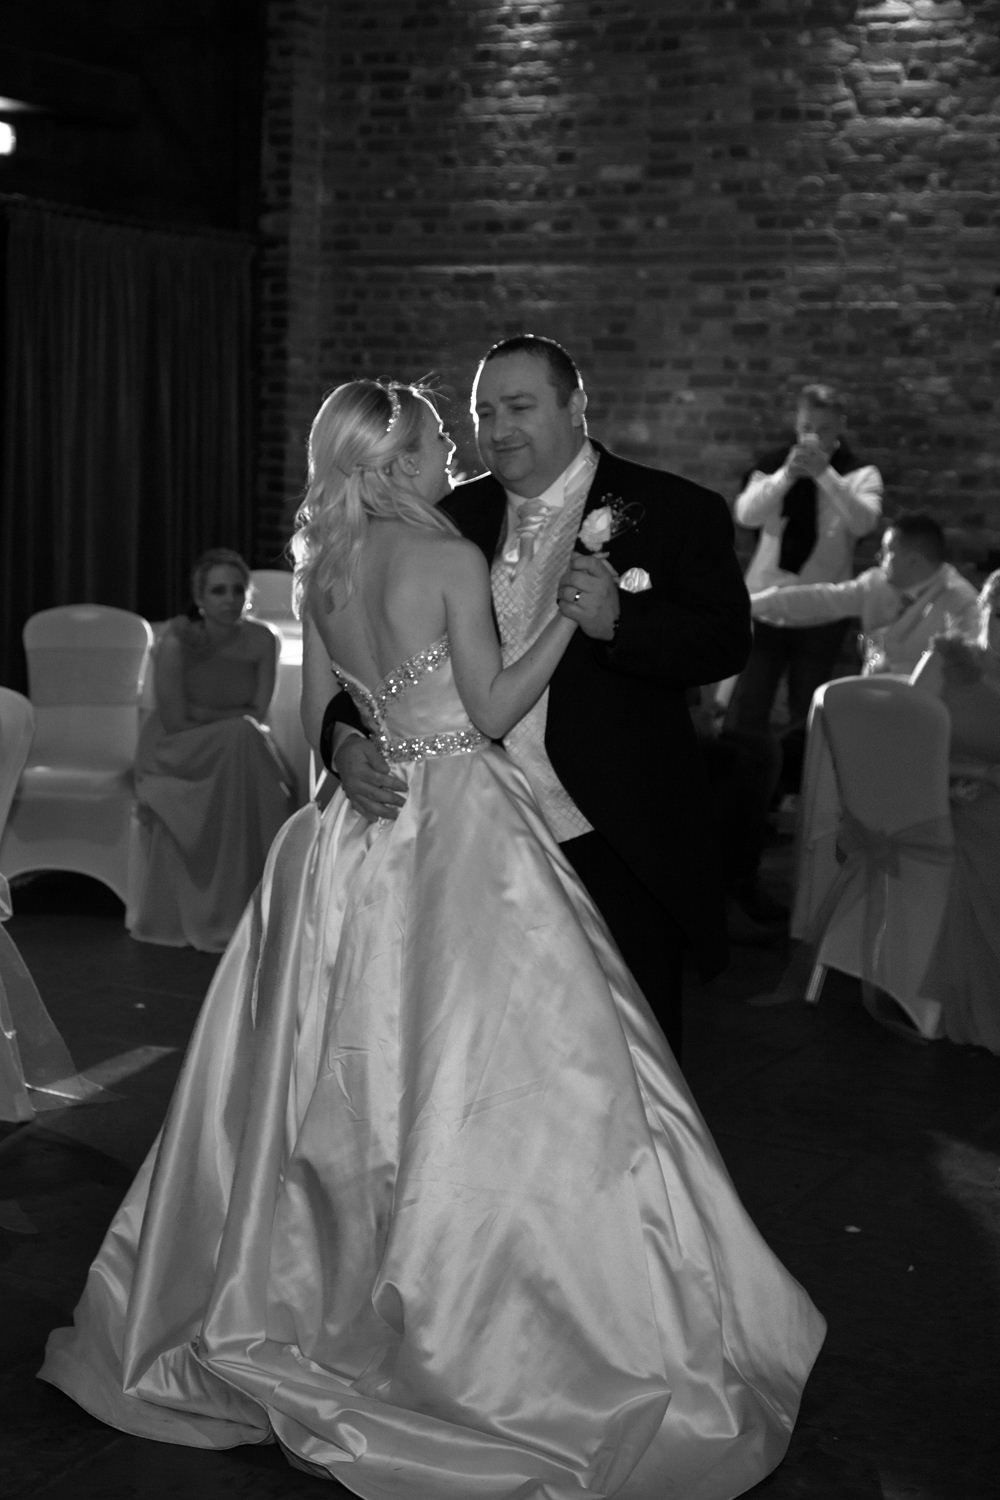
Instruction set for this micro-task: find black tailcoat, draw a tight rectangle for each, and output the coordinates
[320,441,751,978]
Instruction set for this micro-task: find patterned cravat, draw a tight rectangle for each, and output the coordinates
[512,500,552,577]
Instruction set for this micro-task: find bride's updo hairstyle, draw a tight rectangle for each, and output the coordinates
[292,378,455,614]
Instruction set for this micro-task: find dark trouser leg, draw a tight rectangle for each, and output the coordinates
[699,728,782,892]
[723,621,792,735]
[561,830,685,1061]
[779,620,848,793]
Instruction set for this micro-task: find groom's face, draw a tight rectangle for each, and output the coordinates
[472,352,586,499]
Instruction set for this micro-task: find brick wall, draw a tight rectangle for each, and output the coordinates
[255,0,329,564]
[258,0,1000,569]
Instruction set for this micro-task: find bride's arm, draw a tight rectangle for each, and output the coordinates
[444,540,577,740]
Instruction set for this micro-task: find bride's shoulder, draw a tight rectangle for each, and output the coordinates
[408,529,483,573]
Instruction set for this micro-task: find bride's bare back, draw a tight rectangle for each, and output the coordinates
[301,513,576,754]
[310,520,462,691]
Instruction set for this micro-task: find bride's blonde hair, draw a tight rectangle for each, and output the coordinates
[291,379,456,614]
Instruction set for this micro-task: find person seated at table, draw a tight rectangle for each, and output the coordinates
[910,570,1000,1054]
[128,548,295,954]
[750,512,979,676]
[744,513,979,805]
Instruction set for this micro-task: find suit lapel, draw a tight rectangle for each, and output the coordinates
[575,446,651,567]
[580,442,614,526]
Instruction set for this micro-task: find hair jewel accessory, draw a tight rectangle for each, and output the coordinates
[385,386,402,435]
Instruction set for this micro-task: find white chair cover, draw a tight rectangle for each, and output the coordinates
[0,691,104,1120]
[790,675,953,1039]
[248,568,295,621]
[0,689,34,837]
[0,605,153,907]
[245,575,312,801]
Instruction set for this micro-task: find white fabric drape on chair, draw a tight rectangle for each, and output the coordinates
[791,675,953,1039]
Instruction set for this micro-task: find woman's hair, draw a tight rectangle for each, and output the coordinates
[291,379,455,614]
[187,548,251,619]
[977,569,1000,649]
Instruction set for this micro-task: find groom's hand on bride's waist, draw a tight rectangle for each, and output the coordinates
[333,734,407,822]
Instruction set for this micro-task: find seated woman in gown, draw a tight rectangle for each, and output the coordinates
[127,548,295,953]
[42,382,825,1500]
[910,569,1000,1054]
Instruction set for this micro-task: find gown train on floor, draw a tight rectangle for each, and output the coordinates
[42,637,824,1500]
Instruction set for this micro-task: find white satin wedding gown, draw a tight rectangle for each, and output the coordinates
[41,635,825,1500]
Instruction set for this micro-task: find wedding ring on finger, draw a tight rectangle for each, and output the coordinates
[572,589,582,603]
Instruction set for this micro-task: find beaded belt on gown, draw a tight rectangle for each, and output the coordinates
[375,726,487,764]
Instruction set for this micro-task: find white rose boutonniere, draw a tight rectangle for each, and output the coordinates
[576,494,645,555]
[578,505,614,553]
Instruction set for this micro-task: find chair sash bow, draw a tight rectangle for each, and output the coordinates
[764,811,953,1038]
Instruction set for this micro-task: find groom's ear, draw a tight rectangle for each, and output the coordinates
[569,389,587,428]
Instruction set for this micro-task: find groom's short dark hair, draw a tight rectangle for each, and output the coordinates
[481,334,583,407]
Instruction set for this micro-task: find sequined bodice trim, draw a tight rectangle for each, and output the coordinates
[331,635,487,765]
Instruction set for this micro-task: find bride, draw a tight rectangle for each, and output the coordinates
[40,379,825,1499]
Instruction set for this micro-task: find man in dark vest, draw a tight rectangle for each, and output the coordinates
[723,382,882,789]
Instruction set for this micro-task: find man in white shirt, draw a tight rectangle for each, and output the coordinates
[751,512,980,677]
[725,384,882,761]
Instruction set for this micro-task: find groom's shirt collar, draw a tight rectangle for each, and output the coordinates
[503,439,597,511]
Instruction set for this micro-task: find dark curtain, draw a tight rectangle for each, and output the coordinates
[0,201,255,691]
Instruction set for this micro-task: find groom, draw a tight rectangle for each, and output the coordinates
[319,335,751,1055]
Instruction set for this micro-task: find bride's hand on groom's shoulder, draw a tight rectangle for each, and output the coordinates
[333,735,407,823]
[558,554,620,641]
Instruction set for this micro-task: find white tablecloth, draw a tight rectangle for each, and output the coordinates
[265,624,315,807]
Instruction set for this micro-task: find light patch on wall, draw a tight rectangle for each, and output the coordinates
[0,122,16,156]
[850,0,971,19]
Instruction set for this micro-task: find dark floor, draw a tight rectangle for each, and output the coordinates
[2,854,999,1500]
